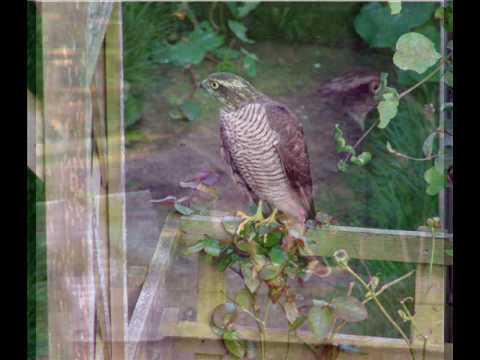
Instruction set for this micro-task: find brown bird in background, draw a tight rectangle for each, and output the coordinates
[200,72,315,228]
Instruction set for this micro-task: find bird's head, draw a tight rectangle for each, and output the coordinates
[200,72,266,110]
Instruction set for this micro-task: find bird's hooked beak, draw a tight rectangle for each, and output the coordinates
[199,79,209,91]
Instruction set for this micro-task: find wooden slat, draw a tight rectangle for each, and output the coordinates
[197,254,226,324]
[127,214,180,360]
[160,321,443,357]
[411,264,445,346]
[180,215,453,265]
[41,1,98,358]
[105,4,128,360]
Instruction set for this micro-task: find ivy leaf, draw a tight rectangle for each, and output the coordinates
[307,303,335,341]
[228,20,255,44]
[269,247,288,265]
[424,166,445,196]
[223,330,246,358]
[354,2,437,48]
[203,238,222,257]
[283,301,300,324]
[393,32,441,74]
[377,98,399,129]
[388,1,402,15]
[213,47,241,61]
[180,100,201,121]
[331,296,368,323]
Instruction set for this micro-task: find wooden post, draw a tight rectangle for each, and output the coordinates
[41,2,97,358]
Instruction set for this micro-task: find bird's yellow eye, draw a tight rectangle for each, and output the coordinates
[210,81,220,90]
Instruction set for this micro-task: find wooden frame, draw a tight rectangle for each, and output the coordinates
[40,3,127,360]
[128,214,452,360]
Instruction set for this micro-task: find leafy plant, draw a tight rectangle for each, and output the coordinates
[341,2,452,196]
[184,212,428,359]
[122,2,176,127]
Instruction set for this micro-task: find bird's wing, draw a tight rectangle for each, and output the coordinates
[263,102,316,219]
[219,114,259,204]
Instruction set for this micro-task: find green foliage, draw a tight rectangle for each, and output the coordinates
[334,125,372,172]
[337,98,438,231]
[354,2,437,48]
[27,168,48,359]
[249,2,361,45]
[393,32,441,74]
[123,2,176,127]
[388,1,402,16]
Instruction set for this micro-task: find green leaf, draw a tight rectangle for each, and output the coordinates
[289,315,307,331]
[337,160,348,173]
[222,219,239,235]
[228,20,255,44]
[213,47,241,61]
[223,330,246,358]
[241,263,260,293]
[307,303,335,341]
[269,247,288,265]
[331,296,368,323]
[350,152,372,166]
[445,249,453,257]
[424,166,445,196]
[264,231,282,248]
[393,32,441,74]
[183,241,205,256]
[422,132,437,157]
[180,100,201,121]
[203,238,222,257]
[259,263,282,281]
[227,2,261,18]
[243,53,257,77]
[283,301,300,324]
[388,1,402,15]
[167,21,224,67]
[235,289,254,310]
[377,98,399,129]
[174,203,194,216]
[354,2,437,48]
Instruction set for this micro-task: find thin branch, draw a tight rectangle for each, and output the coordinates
[386,144,438,161]
[344,119,379,162]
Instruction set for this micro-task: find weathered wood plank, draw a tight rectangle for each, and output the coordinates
[105,4,128,360]
[411,264,445,346]
[127,214,180,360]
[180,215,453,265]
[160,321,444,357]
[41,1,99,358]
[197,254,226,324]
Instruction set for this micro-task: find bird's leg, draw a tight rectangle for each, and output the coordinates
[259,208,279,226]
[236,200,265,234]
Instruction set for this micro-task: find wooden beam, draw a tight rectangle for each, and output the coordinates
[105,4,128,360]
[127,214,180,360]
[41,1,97,358]
[159,321,444,358]
[180,215,453,265]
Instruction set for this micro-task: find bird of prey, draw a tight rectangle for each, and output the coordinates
[200,72,315,228]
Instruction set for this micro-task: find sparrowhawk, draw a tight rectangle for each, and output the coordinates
[201,72,315,226]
